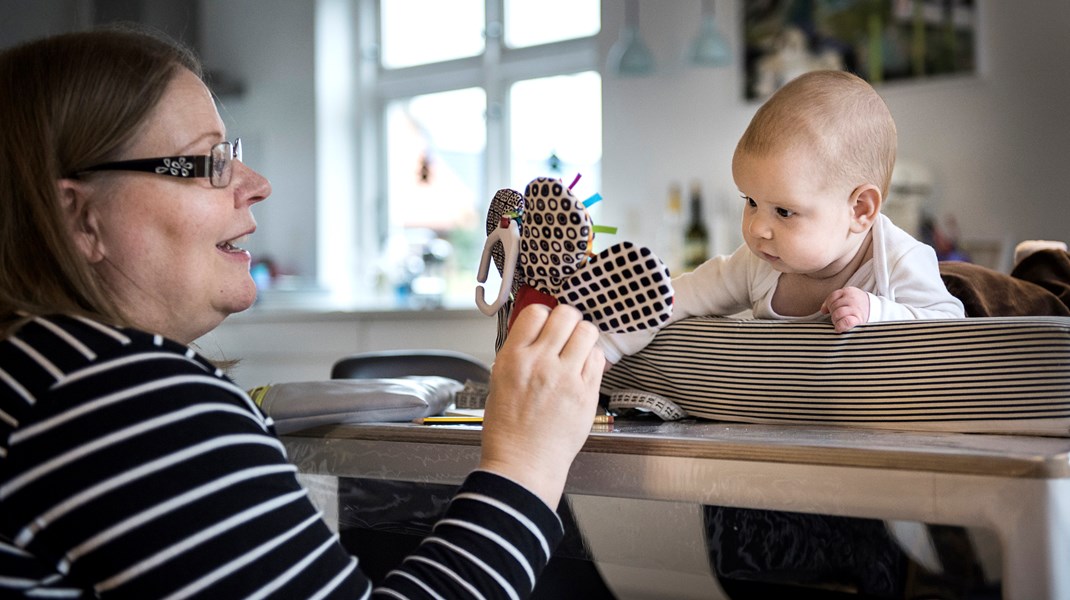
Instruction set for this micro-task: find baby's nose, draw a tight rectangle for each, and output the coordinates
[747,215,772,239]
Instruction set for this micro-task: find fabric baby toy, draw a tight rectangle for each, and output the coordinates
[477,175,675,350]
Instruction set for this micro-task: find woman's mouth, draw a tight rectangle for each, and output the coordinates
[218,234,251,254]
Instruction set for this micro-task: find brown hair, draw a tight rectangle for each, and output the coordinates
[0,26,201,337]
[735,70,897,198]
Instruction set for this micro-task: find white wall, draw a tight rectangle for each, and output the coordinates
[599,0,1070,264]
[2,0,88,44]
[199,0,319,285]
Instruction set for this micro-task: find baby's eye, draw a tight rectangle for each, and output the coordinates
[776,207,795,218]
[743,196,756,208]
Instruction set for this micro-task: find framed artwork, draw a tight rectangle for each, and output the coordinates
[743,0,977,100]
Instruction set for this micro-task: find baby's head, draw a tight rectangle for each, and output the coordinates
[733,71,897,277]
[735,70,897,199]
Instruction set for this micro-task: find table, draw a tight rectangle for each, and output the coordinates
[282,419,1070,599]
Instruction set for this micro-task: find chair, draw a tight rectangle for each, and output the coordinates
[330,349,490,383]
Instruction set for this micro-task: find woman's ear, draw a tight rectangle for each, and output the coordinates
[57,178,105,263]
[849,184,882,234]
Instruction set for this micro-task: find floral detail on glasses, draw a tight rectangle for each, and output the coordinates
[158,157,196,177]
[71,139,242,189]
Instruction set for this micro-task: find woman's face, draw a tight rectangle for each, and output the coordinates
[85,68,271,343]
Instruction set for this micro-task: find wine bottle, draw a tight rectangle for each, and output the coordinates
[683,181,710,271]
[659,183,684,276]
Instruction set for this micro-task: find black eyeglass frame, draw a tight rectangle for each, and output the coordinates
[73,138,242,189]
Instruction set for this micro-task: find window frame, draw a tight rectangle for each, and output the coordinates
[335,0,599,308]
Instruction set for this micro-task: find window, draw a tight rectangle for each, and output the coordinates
[317,0,601,309]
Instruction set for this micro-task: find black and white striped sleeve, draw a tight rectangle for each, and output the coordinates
[374,470,564,600]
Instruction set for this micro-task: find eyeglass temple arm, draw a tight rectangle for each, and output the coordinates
[75,155,212,177]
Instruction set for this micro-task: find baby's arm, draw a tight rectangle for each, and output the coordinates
[598,328,656,364]
[861,243,966,324]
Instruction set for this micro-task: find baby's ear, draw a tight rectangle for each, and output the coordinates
[57,178,106,263]
[849,184,882,233]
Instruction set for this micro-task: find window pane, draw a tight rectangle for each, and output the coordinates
[380,0,485,69]
[504,0,600,49]
[384,88,486,306]
[509,72,602,193]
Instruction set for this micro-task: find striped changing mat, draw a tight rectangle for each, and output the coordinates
[600,316,1070,436]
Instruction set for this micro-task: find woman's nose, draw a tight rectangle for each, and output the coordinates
[233,161,271,206]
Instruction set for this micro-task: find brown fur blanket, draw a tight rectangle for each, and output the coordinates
[940,249,1070,317]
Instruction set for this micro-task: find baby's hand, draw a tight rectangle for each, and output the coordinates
[821,287,870,332]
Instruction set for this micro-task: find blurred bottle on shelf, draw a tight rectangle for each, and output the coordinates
[659,183,684,276]
[683,181,710,271]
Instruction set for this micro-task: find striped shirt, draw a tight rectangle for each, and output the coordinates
[0,315,563,599]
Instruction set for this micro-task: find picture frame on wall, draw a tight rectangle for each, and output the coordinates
[743,0,977,101]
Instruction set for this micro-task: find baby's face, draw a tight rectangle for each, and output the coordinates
[734,149,865,278]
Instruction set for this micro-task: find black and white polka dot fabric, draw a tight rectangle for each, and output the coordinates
[481,175,674,335]
[519,176,592,295]
[558,242,674,333]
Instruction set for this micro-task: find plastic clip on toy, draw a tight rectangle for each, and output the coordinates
[476,216,520,315]
[477,175,675,339]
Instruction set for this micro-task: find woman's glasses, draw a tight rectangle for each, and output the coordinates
[74,139,242,188]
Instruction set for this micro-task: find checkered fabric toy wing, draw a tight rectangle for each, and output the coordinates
[519,176,593,295]
[558,241,674,333]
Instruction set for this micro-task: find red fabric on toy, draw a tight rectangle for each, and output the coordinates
[507,284,559,329]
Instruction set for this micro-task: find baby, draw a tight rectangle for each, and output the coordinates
[603,70,964,364]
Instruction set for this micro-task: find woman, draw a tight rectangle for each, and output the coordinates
[0,27,604,598]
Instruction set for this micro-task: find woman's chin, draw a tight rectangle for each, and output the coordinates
[221,278,260,317]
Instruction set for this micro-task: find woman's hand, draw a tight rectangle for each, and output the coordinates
[479,304,605,508]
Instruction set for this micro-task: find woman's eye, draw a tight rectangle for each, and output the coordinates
[776,207,794,218]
